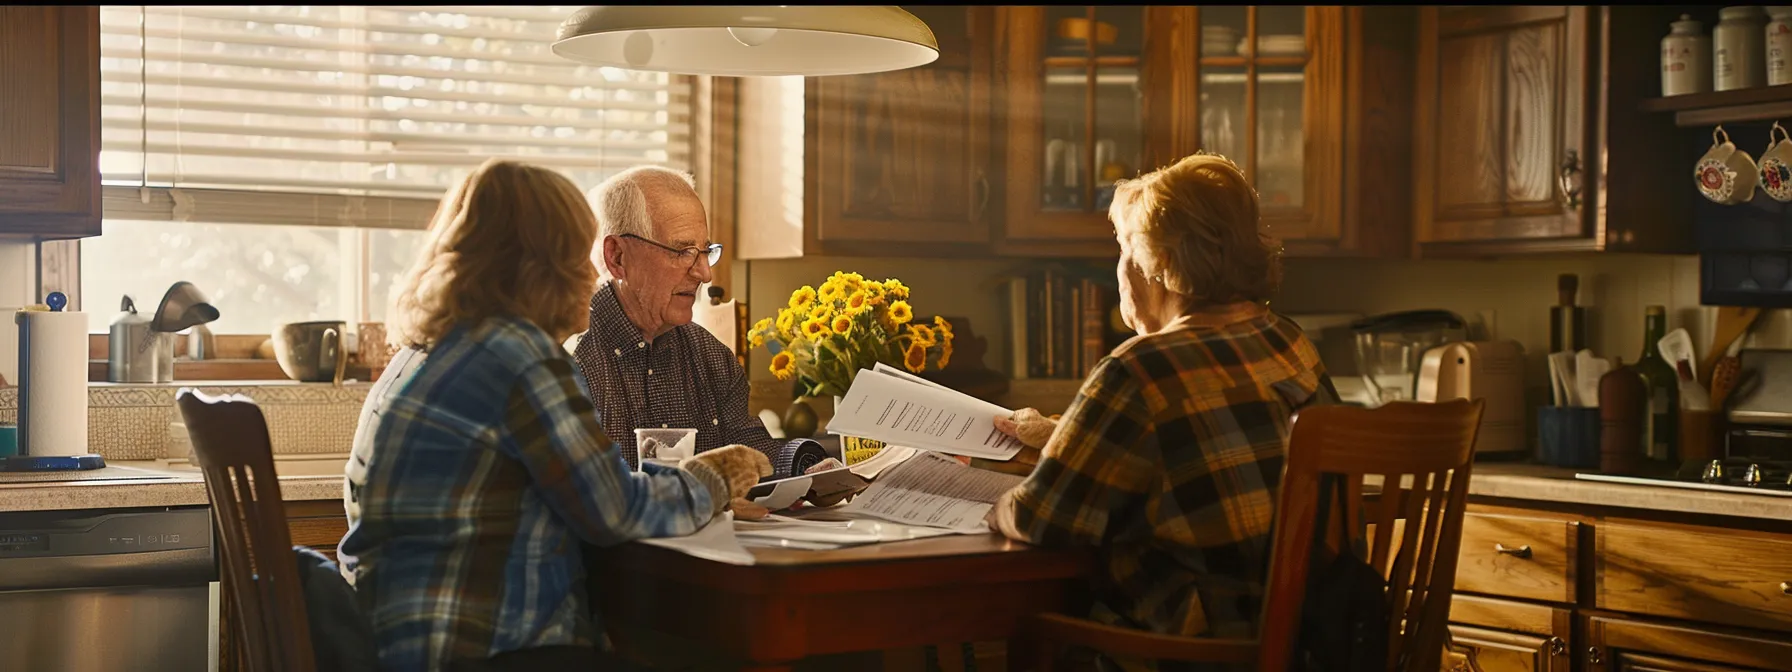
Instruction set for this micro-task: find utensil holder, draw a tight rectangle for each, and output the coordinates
[1538,406,1602,469]
[1678,408,1726,463]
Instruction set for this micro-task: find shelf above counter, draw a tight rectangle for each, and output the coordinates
[1640,84,1792,127]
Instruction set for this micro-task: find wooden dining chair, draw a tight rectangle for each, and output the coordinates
[177,388,318,672]
[1026,398,1485,671]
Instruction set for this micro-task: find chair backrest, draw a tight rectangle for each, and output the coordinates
[1255,398,1485,671]
[176,388,317,672]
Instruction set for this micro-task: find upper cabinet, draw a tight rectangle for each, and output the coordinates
[994,6,1408,258]
[1412,6,1693,255]
[0,5,100,239]
[796,5,994,257]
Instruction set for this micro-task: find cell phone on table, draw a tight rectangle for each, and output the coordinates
[746,463,854,499]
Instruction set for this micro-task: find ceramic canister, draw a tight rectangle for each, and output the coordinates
[1664,14,1713,95]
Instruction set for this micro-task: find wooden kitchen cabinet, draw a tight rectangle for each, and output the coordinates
[770,5,994,258]
[1583,613,1792,671]
[1444,595,1573,672]
[1411,6,1693,255]
[993,6,1410,258]
[0,5,100,239]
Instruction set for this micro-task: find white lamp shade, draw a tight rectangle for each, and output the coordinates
[552,6,940,77]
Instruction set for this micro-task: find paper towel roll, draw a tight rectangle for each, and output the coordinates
[17,310,88,456]
[0,306,18,386]
[690,285,739,355]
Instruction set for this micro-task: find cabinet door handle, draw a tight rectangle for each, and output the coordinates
[1559,149,1584,211]
[1780,581,1791,595]
[972,170,991,221]
[1494,543,1533,558]
[1587,646,1602,665]
[1547,637,1566,657]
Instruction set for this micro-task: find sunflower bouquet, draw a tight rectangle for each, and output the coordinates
[748,272,955,398]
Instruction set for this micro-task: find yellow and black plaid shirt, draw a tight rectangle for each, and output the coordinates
[995,303,1331,641]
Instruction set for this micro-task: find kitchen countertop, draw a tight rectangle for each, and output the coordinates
[0,461,343,513]
[2,460,1788,522]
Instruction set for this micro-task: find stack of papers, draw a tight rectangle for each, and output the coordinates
[826,364,1026,462]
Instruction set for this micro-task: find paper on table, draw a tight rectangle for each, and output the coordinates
[839,452,1024,531]
[733,512,963,547]
[827,368,1024,460]
[848,445,919,480]
[638,512,756,565]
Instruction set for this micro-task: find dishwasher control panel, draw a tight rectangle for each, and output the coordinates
[0,507,212,558]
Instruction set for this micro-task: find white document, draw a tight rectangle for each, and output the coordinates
[840,452,1025,532]
[638,512,756,565]
[847,445,919,480]
[733,512,963,547]
[827,367,1025,461]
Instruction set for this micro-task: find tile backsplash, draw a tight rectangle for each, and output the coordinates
[0,382,368,460]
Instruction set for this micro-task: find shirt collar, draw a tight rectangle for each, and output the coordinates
[589,281,653,351]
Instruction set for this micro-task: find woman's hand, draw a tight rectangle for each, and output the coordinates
[682,444,773,500]
[994,408,1058,466]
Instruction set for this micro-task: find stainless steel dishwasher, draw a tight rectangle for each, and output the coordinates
[0,506,218,671]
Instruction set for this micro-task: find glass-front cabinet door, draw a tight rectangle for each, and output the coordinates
[999,6,1345,254]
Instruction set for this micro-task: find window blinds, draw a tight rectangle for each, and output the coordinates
[97,5,693,229]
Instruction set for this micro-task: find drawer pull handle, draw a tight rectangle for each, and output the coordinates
[1781,582,1791,595]
[1494,543,1533,558]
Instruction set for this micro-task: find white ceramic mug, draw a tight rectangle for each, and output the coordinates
[1761,122,1792,203]
[1696,125,1759,204]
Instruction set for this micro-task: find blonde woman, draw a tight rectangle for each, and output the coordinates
[992,154,1336,661]
[340,159,770,672]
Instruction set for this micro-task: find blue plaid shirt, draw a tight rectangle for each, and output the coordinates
[339,315,727,670]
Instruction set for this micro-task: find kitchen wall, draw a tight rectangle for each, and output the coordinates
[742,252,1764,386]
[0,241,34,307]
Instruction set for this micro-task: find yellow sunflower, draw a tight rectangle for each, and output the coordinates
[788,286,817,310]
[775,309,797,338]
[769,351,795,380]
[938,338,953,369]
[883,278,911,301]
[749,317,773,348]
[808,303,832,322]
[862,280,886,305]
[844,290,871,315]
[801,317,832,339]
[908,324,935,346]
[831,314,854,336]
[902,341,927,372]
[818,279,845,304]
[933,315,953,338]
[887,300,914,325]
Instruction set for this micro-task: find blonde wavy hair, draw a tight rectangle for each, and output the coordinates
[1108,152,1282,304]
[388,159,600,349]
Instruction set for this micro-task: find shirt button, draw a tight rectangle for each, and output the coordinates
[637,341,646,348]
[647,369,653,375]
[660,423,668,428]
[712,418,719,426]
[612,348,621,356]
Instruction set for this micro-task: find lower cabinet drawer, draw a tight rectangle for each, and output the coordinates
[1596,521,1792,633]
[1453,512,1580,604]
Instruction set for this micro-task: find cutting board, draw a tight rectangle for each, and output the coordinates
[0,465,183,483]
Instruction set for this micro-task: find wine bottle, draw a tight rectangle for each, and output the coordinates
[1633,306,1679,465]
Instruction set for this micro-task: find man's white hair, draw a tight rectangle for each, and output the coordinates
[587,165,698,242]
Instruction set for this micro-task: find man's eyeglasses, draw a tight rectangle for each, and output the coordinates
[619,234,723,269]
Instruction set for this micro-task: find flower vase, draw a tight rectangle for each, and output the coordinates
[833,395,887,465]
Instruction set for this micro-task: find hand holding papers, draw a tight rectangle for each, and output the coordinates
[827,364,1026,461]
[840,452,1024,532]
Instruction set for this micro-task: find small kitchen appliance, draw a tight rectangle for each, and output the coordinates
[1415,340,1529,458]
[1349,310,1469,407]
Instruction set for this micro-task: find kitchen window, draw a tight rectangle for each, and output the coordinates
[83,5,696,334]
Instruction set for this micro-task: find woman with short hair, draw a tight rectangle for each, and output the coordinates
[993,153,1334,659]
[341,158,769,671]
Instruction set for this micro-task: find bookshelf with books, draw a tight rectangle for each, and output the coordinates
[1000,264,1132,382]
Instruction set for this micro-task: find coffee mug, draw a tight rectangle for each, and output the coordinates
[1696,125,1758,205]
[272,320,349,384]
[1761,122,1792,203]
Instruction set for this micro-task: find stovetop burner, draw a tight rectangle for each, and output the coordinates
[1674,457,1792,491]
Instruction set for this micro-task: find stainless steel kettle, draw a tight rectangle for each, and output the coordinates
[108,295,159,383]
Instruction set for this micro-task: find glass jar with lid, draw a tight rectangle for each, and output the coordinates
[1716,6,1767,91]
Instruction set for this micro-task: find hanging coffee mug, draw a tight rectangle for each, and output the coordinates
[1696,126,1760,204]
[1761,122,1792,203]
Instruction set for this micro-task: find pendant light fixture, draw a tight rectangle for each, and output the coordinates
[552,6,939,77]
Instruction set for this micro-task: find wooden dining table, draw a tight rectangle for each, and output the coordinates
[588,533,1091,671]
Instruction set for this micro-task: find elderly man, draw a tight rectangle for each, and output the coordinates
[574,166,823,480]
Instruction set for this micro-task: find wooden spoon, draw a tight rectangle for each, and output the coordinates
[1710,355,1743,411]
[1701,306,1762,388]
